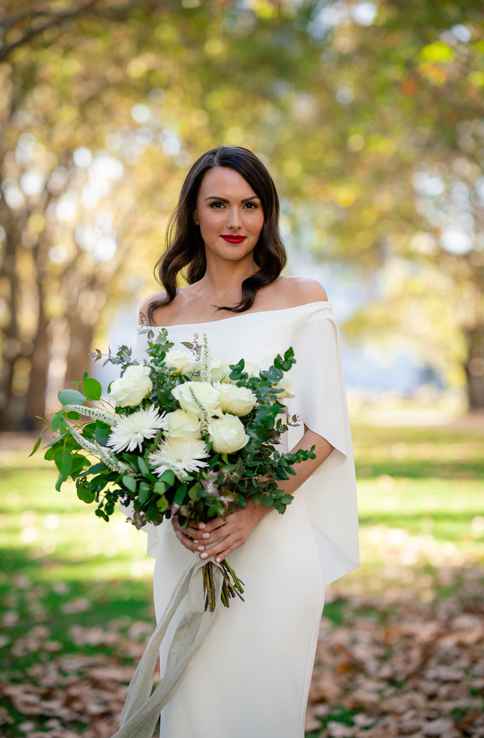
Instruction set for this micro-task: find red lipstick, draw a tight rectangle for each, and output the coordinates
[221,235,246,244]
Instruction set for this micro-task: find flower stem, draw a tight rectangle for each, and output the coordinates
[201,558,246,611]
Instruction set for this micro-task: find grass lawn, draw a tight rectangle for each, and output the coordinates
[0,421,483,737]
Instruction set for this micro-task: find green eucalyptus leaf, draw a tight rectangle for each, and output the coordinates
[139,481,151,505]
[160,469,176,485]
[174,484,188,506]
[54,448,72,476]
[65,410,81,420]
[156,495,169,512]
[44,445,58,461]
[82,374,102,401]
[122,475,137,493]
[58,389,86,406]
[188,481,203,501]
[91,476,111,493]
[77,484,96,503]
[28,436,42,457]
[77,462,107,478]
[51,412,67,433]
[70,455,90,477]
[137,456,151,477]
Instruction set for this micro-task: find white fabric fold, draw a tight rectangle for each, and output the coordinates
[286,304,359,586]
[124,299,359,587]
[110,558,224,738]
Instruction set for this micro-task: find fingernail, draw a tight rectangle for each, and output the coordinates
[199,523,206,529]
[216,557,221,562]
[193,540,198,544]
[200,552,208,559]
[198,546,205,552]
[202,533,210,539]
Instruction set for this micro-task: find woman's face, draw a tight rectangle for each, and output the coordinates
[193,166,265,262]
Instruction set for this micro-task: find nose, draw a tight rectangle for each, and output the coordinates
[227,206,242,231]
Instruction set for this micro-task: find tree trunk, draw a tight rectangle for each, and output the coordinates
[23,313,51,431]
[463,323,484,412]
[0,225,23,430]
[64,315,96,390]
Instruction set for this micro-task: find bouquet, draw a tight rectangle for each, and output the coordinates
[30,327,317,611]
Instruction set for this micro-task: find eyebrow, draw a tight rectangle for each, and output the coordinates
[204,195,260,202]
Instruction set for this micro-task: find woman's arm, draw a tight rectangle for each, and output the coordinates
[254,425,334,518]
[172,428,334,561]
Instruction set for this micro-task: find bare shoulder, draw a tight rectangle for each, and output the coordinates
[138,292,161,323]
[285,276,329,305]
[138,290,178,325]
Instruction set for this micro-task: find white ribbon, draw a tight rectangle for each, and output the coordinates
[110,557,224,738]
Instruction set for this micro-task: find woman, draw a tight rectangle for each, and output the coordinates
[131,145,359,738]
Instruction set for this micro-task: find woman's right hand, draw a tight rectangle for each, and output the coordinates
[172,514,201,553]
[171,513,229,556]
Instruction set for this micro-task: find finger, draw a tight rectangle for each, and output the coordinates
[211,538,242,563]
[197,517,228,533]
[177,531,202,553]
[213,539,241,562]
[176,523,202,541]
[203,523,235,546]
[172,518,202,542]
[172,522,196,548]
[202,533,240,560]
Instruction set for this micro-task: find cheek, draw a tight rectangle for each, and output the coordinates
[200,208,224,229]
[249,212,264,235]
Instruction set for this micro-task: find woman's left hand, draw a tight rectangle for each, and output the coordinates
[195,500,269,563]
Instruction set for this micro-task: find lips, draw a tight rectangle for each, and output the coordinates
[221,235,246,243]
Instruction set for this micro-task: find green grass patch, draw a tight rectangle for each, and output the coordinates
[0,422,483,736]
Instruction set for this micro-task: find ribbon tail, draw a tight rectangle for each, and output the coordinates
[110,557,224,738]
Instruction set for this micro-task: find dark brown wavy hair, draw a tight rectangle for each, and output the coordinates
[143,145,287,325]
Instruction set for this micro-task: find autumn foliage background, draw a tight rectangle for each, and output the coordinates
[0,1,483,737]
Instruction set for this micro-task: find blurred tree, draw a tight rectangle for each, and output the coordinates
[269,0,483,410]
[338,0,484,411]
[0,0,326,429]
[1,0,482,432]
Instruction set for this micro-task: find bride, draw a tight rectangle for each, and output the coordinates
[124,145,359,738]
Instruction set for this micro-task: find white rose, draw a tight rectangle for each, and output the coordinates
[171,381,222,419]
[165,347,196,374]
[208,414,249,454]
[209,359,232,382]
[161,409,201,439]
[107,364,152,407]
[214,382,257,417]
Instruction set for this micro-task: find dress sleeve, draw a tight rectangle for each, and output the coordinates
[288,304,360,587]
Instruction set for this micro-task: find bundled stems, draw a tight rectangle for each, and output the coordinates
[202,560,246,612]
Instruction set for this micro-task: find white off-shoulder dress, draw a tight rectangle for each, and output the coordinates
[127,299,359,738]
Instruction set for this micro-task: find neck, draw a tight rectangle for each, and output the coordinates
[196,257,259,303]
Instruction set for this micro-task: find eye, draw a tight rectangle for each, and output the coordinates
[208,201,259,209]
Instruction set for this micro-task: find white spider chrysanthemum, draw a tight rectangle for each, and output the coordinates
[148,437,210,481]
[106,404,166,453]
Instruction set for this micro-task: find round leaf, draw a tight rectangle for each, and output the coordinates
[54,448,72,476]
[77,485,96,503]
[122,475,137,493]
[154,481,166,495]
[58,389,86,406]
[82,375,102,401]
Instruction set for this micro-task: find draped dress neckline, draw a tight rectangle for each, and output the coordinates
[137,299,333,332]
